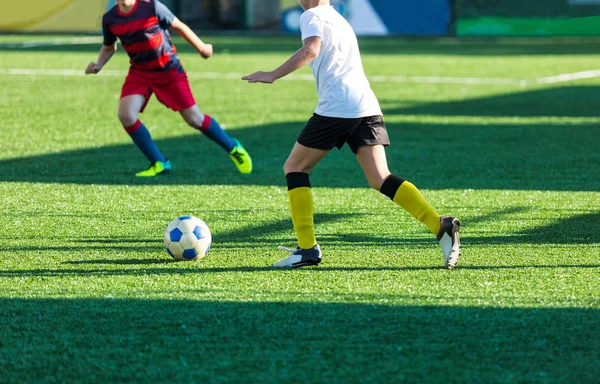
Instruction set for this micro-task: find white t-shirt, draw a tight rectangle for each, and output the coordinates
[300,5,382,119]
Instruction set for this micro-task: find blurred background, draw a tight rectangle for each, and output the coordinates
[2,0,600,36]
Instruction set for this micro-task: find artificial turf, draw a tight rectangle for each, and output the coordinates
[0,35,598,383]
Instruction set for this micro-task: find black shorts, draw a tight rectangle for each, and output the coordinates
[297,114,390,154]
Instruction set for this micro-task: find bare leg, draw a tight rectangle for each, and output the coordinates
[284,142,330,174]
[118,94,145,128]
[355,144,391,190]
[118,95,166,166]
[179,104,206,128]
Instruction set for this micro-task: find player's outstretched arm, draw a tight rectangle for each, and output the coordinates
[85,43,117,74]
[170,17,213,59]
[242,36,321,84]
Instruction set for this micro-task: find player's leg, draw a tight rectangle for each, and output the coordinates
[152,67,252,174]
[351,117,461,268]
[356,144,441,234]
[118,94,171,177]
[274,115,362,268]
[284,143,329,250]
[273,142,329,268]
[179,105,252,174]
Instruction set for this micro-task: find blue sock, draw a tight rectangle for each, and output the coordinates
[199,116,236,152]
[126,120,166,163]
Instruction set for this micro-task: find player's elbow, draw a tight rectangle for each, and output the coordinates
[306,46,320,59]
[170,24,183,34]
[103,43,117,53]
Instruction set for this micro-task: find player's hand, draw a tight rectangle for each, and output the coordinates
[200,44,213,59]
[85,62,102,75]
[242,71,276,84]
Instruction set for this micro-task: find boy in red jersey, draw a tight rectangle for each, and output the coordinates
[86,0,252,176]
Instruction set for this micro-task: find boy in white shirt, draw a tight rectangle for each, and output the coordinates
[242,0,461,269]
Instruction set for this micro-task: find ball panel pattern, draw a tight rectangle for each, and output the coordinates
[169,228,183,242]
[182,248,198,260]
[164,216,212,261]
[177,219,197,233]
[166,219,181,233]
[168,242,184,257]
[192,225,203,240]
[180,232,198,250]
[166,247,175,258]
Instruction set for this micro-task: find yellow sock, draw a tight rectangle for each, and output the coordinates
[288,187,317,249]
[393,181,441,235]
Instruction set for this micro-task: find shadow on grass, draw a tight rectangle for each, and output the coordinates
[0,213,365,254]
[472,212,600,245]
[0,118,598,191]
[466,206,531,224]
[1,211,598,275]
[0,298,598,382]
[1,212,598,265]
[383,85,600,118]
[66,258,170,265]
[5,264,597,277]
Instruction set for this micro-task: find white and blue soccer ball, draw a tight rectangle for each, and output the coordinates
[164,216,212,261]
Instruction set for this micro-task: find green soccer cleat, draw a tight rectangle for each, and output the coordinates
[135,159,172,177]
[228,139,253,174]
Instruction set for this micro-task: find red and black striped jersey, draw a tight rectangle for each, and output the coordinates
[102,0,180,71]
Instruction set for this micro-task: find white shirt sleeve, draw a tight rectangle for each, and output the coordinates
[300,11,322,41]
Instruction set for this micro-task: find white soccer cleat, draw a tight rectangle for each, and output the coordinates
[273,244,322,268]
[437,216,461,269]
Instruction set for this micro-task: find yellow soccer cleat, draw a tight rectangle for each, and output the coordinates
[228,139,252,174]
[135,159,172,177]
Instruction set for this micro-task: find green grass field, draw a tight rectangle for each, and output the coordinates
[0,35,599,383]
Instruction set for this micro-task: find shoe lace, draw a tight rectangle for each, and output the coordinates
[231,151,245,164]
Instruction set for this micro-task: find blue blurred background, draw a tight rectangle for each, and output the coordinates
[1,0,600,36]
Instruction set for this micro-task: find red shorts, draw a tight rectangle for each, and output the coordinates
[120,67,196,112]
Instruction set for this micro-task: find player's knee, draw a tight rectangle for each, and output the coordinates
[118,109,137,128]
[367,177,384,191]
[182,110,206,129]
[363,171,387,190]
[182,114,195,127]
[283,160,312,175]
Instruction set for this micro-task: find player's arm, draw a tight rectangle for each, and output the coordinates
[170,17,213,59]
[242,36,321,84]
[86,43,117,74]
[86,16,117,75]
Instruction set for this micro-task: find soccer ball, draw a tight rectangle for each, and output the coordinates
[164,216,212,261]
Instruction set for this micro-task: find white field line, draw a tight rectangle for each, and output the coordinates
[1,67,600,86]
[0,68,127,77]
[535,69,600,84]
[369,75,525,85]
[3,38,600,85]
[2,36,100,49]
[0,67,526,85]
